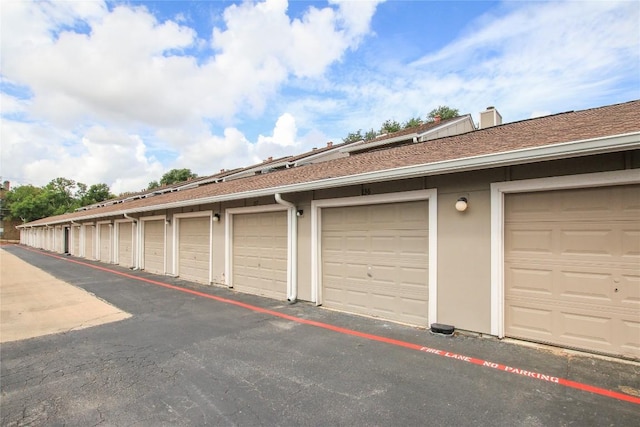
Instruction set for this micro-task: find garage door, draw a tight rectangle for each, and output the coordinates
[99,224,111,263]
[505,184,640,358]
[72,226,80,256]
[322,201,429,326]
[118,222,134,268]
[233,211,287,299]
[84,225,95,259]
[178,216,211,284]
[143,220,165,275]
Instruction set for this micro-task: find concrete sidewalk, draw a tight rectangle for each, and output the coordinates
[0,248,130,343]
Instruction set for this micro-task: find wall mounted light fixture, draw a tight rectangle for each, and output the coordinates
[213,213,221,222]
[455,197,468,212]
[165,218,171,225]
[296,209,304,217]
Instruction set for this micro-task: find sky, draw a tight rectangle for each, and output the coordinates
[1,0,638,195]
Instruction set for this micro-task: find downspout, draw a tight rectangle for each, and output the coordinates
[124,213,140,269]
[274,193,298,303]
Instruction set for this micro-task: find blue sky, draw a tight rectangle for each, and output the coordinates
[1,0,638,194]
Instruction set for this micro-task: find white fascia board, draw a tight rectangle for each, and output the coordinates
[33,132,639,225]
[341,133,418,153]
[223,160,291,180]
[292,141,360,166]
[417,115,475,140]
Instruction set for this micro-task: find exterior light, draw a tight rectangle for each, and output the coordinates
[213,213,221,222]
[296,209,304,217]
[455,197,468,212]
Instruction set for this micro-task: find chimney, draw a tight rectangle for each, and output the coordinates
[326,141,333,148]
[2,181,9,191]
[434,115,441,124]
[479,106,502,129]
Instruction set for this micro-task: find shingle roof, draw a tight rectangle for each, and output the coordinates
[24,100,640,226]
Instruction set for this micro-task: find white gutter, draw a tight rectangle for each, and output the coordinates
[275,193,298,303]
[21,132,640,226]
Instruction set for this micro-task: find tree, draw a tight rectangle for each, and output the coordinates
[44,177,76,216]
[158,168,197,187]
[364,128,378,141]
[403,117,424,129]
[82,183,113,205]
[380,119,401,134]
[428,105,459,121]
[343,130,364,143]
[5,185,52,222]
[147,180,160,190]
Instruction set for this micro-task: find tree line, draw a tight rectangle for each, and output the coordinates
[343,105,459,143]
[3,168,199,223]
[5,106,457,224]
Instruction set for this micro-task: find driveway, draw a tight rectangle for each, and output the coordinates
[1,245,639,426]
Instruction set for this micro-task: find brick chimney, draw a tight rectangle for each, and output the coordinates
[434,115,441,124]
[479,106,502,129]
[327,141,333,148]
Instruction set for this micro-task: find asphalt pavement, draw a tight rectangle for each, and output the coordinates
[1,245,639,426]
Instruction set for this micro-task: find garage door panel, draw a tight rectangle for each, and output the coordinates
[118,223,133,267]
[623,230,640,257]
[505,184,640,358]
[144,220,164,275]
[233,211,287,299]
[622,321,640,353]
[99,224,110,263]
[177,217,210,284]
[322,200,429,326]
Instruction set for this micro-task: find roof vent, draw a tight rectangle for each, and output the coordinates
[434,114,441,124]
[327,141,333,148]
[479,106,502,129]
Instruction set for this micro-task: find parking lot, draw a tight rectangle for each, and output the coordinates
[1,245,639,426]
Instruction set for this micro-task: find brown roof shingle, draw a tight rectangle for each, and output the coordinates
[24,100,640,226]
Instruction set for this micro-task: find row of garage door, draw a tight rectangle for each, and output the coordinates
[62,184,638,359]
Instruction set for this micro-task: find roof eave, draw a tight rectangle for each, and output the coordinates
[19,132,639,227]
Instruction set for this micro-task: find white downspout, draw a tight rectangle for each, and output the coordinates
[124,213,139,269]
[274,193,298,303]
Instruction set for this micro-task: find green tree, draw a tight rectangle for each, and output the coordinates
[364,128,378,141]
[428,105,459,121]
[44,177,76,216]
[158,168,197,187]
[380,119,401,134]
[147,180,160,190]
[82,183,113,206]
[5,185,52,222]
[403,117,424,129]
[343,130,364,143]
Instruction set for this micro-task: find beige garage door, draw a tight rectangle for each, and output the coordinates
[99,224,111,263]
[178,216,211,284]
[233,211,287,299]
[505,184,640,358]
[84,225,95,259]
[118,222,134,268]
[143,220,165,275]
[322,201,429,326]
[72,226,80,256]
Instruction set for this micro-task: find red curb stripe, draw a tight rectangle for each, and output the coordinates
[22,247,640,405]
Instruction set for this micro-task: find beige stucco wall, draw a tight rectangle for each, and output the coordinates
[18,150,639,336]
[429,170,502,334]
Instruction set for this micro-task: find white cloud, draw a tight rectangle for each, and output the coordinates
[0,0,381,193]
[332,0,639,129]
